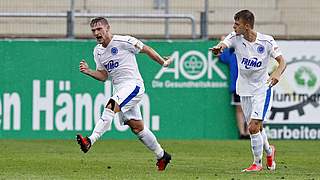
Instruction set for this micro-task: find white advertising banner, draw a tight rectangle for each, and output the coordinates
[265,41,320,139]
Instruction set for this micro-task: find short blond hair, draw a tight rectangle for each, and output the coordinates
[90,17,109,27]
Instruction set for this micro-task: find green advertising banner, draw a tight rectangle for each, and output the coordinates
[0,40,237,140]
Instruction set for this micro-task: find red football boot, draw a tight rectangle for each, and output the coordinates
[267,145,276,170]
[76,134,91,153]
[156,151,172,171]
[242,164,263,172]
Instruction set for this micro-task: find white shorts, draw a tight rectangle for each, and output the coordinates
[240,87,273,123]
[111,81,145,125]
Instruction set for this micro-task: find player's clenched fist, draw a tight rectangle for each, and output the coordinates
[79,60,90,74]
[162,56,173,67]
[209,46,223,56]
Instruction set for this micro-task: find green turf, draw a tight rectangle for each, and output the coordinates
[1,139,320,179]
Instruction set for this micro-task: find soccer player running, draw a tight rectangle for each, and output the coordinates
[210,10,286,172]
[77,17,173,171]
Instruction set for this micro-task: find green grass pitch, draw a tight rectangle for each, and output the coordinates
[1,139,320,179]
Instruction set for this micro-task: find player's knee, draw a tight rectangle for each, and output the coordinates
[248,126,259,134]
[131,127,143,134]
[248,123,260,134]
[132,125,144,134]
[105,99,119,112]
[128,120,144,134]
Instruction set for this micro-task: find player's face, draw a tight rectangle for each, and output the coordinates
[91,22,111,45]
[233,19,247,35]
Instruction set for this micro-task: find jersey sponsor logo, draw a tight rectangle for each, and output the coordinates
[241,57,262,69]
[111,47,118,55]
[257,45,265,54]
[104,60,119,72]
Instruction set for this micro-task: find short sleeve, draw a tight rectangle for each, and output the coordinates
[222,32,236,48]
[93,49,104,71]
[125,36,144,54]
[269,37,282,59]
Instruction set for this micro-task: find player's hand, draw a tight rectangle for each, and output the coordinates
[162,56,173,67]
[266,72,281,87]
[209,46,223,56]
[79,60,90,74]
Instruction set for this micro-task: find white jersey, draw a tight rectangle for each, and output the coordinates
[223,32,282,96]
[93,35,144,85]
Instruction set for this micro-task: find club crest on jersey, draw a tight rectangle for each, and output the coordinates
[104,60,119,72]
[257,45,265,54]
[241,57,262,69]
[111,47,118,55]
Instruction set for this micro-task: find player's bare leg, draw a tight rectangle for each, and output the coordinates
[242,119,263,172]
[235,105,249,139]
[127,119,171,171]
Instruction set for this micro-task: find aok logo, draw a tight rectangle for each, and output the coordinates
[155,50,226,80]
[241,57,262,69]
[104,60,119,72]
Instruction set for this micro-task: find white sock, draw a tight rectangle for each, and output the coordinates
[261,129,272,156]
[137,127,164,159]
[89,108,114,145]
[250,132,263,166]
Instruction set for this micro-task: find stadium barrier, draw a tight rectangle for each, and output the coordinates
[0,12,196,39]
[1,40,320,140]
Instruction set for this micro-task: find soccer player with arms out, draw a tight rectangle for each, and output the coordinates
[77,17,173,171]
[210,10,286,172]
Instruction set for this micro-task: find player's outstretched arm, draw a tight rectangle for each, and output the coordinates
[79,60,108,81]
[267,55,287,87]
[140,45,173,67]
[209,42,228,56]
